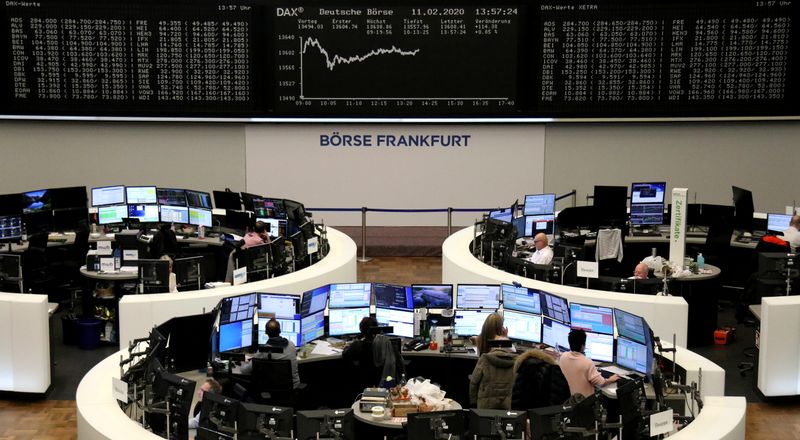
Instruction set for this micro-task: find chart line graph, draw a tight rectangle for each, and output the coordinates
[302,36,421,71]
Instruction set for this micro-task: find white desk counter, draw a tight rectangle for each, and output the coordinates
[117,227,357,349]
[757,295,800,396]
[0,292,51,394]
[443,226,691,348]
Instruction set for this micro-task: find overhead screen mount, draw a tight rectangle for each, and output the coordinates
[0,0,797,121]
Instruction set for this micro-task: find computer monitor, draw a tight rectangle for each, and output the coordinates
[189,207,213,228]
[258,293,300,320]
[198,392,239,439]
[241,243,269,282]
[22,189,51,214]
[151,371,195,439]
[92,185,126,207]
[52,207,88,231]
[253,198,286,219]
[453,309,494,336]
[300,310,325,346]
[98,205,127,225]
[219,293,258,324]
[138,259,170,293]
[524,193,556,216]
[542,317,570,351]
[0,254,22,280]
[515,214,556,237]
[328,283,372,308]
[616,336,652,375]
[283,199,307,225]
[593,185,628,227]
[469,408,527,440]
[732,186,755,231]
[456,284,500,310]
[296,409,354,440]
[290,231,307,260]
[630,182,666,226]
[186,190,212,209]
[127,204,159,223]
[240,192,261,212]
[584,331,614,362]
[225,210,253,231]
[219,319,253,352]
[411,284,454,309]
[501,284,542,314]
[406,410,466,440]
[630,278,662,295]
[156,188,187,206]
[503,309,542,344]
[160,205,189,224]
[50,186,87,210]
[569,303,614,335]
[488,208,513,223]
[299,220,316,240]
[213,190,242,211]
[374,283,413,310]
[540,291,570,324]
[375,307,414,338]
[767,213,792,234]
[238,403,294,440]
[257,218,287,238]
[0,216,23,242]
[261,317,301,347]
[614,308,648,345]
[0,193,22,216]
[22,211,51,234]
[300,285,329,316]
[174,256,203,291]
[328,307,371,337]
[125,186,157,204]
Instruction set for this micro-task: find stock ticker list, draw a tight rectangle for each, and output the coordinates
[272,5,521,115]
[537,0,794,116]
[3,0,256,115]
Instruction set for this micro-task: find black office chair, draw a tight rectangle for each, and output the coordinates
[250,357,304,407]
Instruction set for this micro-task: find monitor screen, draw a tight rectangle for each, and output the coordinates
[300,310,325,346]
[126,186,157,204]
[328,307,371,337]
[160,205,189,224]
[501,284,542,314]
[213,190,241,210]
[0,253,22,279]
[616,337,651,375]
[22,189,51,214]
[524,193,556,216]
[219,319,253,352]
[0,193,22,216]
[127,204,159,223]
[570,303,614,335]
[97,205,127,225]
[256,217,287,238]
[630,203,664,226]
[519,214,556,236]
[258,317,301,347]
[374,283,413,310]
[456,284,500,309]
[375,307,414,338]
[732,186,755,231]
[453,309,494,336]
[0,216,23,241]
[542,317,570,352]
[253,197,286,219]
[767,213,792,233]
[614,309,648,345]
[411,284,453,309]
[258,293,300,320]
[50,186,87,210]
[219,293,258,325]
[92,185,126,207]
[593,185,628,225]
[328,283,372,308]
[540,291,570,324]
[188,207,212,227]
[157,188,187,206]
[584,331,614,362]
[503,310,542,343]
[300,285,329,316]
[630,182,666,204]
[186,190,212,209]
[488,208,513,223]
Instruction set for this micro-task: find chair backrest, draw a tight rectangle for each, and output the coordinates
[251,357,294,395]
[705,222,734,250]
[27,232,48,250]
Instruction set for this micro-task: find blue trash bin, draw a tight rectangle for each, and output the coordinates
[77,318,103,350]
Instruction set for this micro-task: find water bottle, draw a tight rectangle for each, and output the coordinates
[198,224,205,239]
[697,253,705,270]
[113,248,121,271]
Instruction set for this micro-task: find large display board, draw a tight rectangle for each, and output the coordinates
[0,0,796,119]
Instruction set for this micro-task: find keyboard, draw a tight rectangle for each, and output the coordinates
[631,231,663,237]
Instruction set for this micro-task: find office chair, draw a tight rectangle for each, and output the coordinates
[22,232,56,295]
[250,357,305,407]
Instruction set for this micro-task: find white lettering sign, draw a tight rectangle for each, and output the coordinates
[577,261,599,279]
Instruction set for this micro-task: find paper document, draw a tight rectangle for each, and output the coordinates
[310,340,342,356]
[119,266,138,273]
[599,365,633,376]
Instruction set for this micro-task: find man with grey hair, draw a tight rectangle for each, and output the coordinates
[528,232,553,265]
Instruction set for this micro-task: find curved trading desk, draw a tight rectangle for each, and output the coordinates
[117,227,357,349]
[77,339,740,440]
[443,226,691,347]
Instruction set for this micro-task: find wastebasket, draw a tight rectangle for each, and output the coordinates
[61,315,79,345]
[77,318,104,350]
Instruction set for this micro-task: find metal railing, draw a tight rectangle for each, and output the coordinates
[308,190,576,262]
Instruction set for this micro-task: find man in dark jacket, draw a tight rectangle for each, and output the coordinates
[469,347,518,409]
[239,319,300,388]
[511,349,570,410]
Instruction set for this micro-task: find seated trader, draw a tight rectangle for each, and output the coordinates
[559,329,619,398]
[781,215,800,249]
[243,221,272,248]
[188,378,222,429]
[239,319,300,389]
[469,313,518,409]
[527,233,554,265]
[343,317,401,384]
[631,262,650,280]
[160,255,178,293]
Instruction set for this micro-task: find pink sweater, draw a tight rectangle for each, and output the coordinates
[558,351,607,397]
